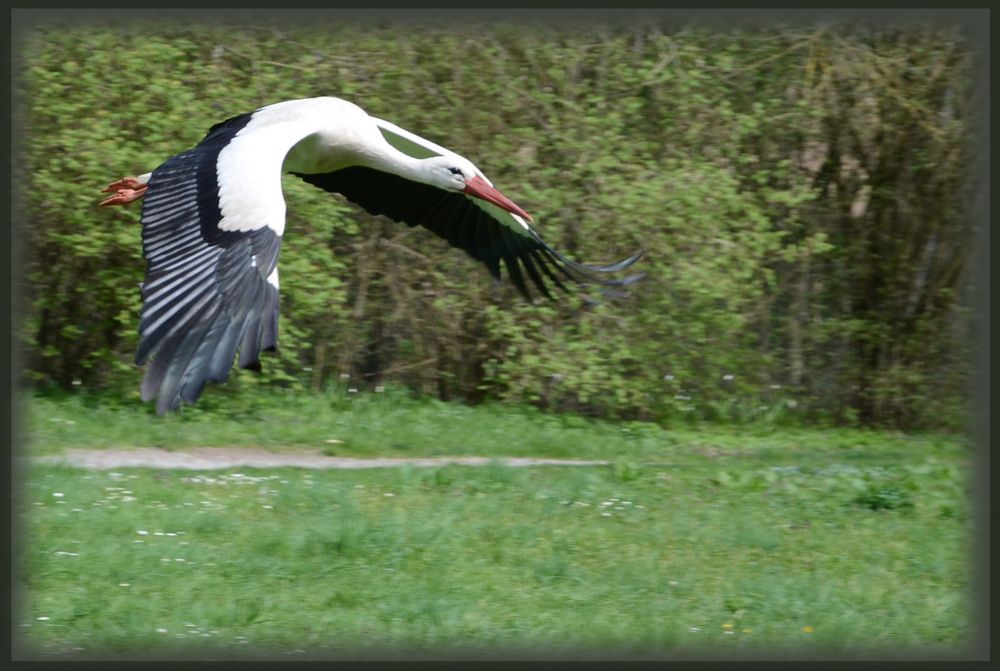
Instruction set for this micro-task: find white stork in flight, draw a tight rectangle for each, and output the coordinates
[101,96,642,414]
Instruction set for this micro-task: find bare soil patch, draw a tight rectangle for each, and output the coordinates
[33,447,610,471]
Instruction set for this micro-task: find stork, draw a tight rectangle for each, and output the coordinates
[101,96,642,414]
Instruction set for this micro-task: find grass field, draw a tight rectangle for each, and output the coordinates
[15,390,974,658]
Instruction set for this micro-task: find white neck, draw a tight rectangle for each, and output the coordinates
[358,143,437,186]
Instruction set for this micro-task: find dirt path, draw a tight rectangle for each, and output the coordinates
[33,447,610,471]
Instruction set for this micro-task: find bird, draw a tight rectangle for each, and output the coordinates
[100,96,643,414]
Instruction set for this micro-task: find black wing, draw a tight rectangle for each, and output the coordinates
[294,166,642,300]
[135,113,282,414]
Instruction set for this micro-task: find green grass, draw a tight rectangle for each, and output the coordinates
[15,390,973,658]
[21,386,961,463]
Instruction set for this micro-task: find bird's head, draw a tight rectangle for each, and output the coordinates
[424,155,533,222]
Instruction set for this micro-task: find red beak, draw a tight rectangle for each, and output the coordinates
[463,175,533,222]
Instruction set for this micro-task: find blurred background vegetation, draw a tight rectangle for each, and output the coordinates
[14,14,980,431]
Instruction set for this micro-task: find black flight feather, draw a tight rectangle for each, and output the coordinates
[134,110,283,414]
[293,166,641,299]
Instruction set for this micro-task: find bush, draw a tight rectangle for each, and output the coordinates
[15,18,976,430]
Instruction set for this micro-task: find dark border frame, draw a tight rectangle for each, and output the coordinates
[6,6,990,665]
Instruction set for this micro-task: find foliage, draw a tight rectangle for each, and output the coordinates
[15,18,976,430]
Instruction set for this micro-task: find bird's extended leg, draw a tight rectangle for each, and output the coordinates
[100,173,151,207]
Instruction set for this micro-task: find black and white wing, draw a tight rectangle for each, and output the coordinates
[135,108,310,414]
[293,117,643,300]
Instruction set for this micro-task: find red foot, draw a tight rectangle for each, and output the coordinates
[100,177,148,207]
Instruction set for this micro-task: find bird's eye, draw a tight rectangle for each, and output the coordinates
[448,167,464,176]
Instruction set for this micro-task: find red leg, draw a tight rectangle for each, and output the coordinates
[100,176,149,207]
